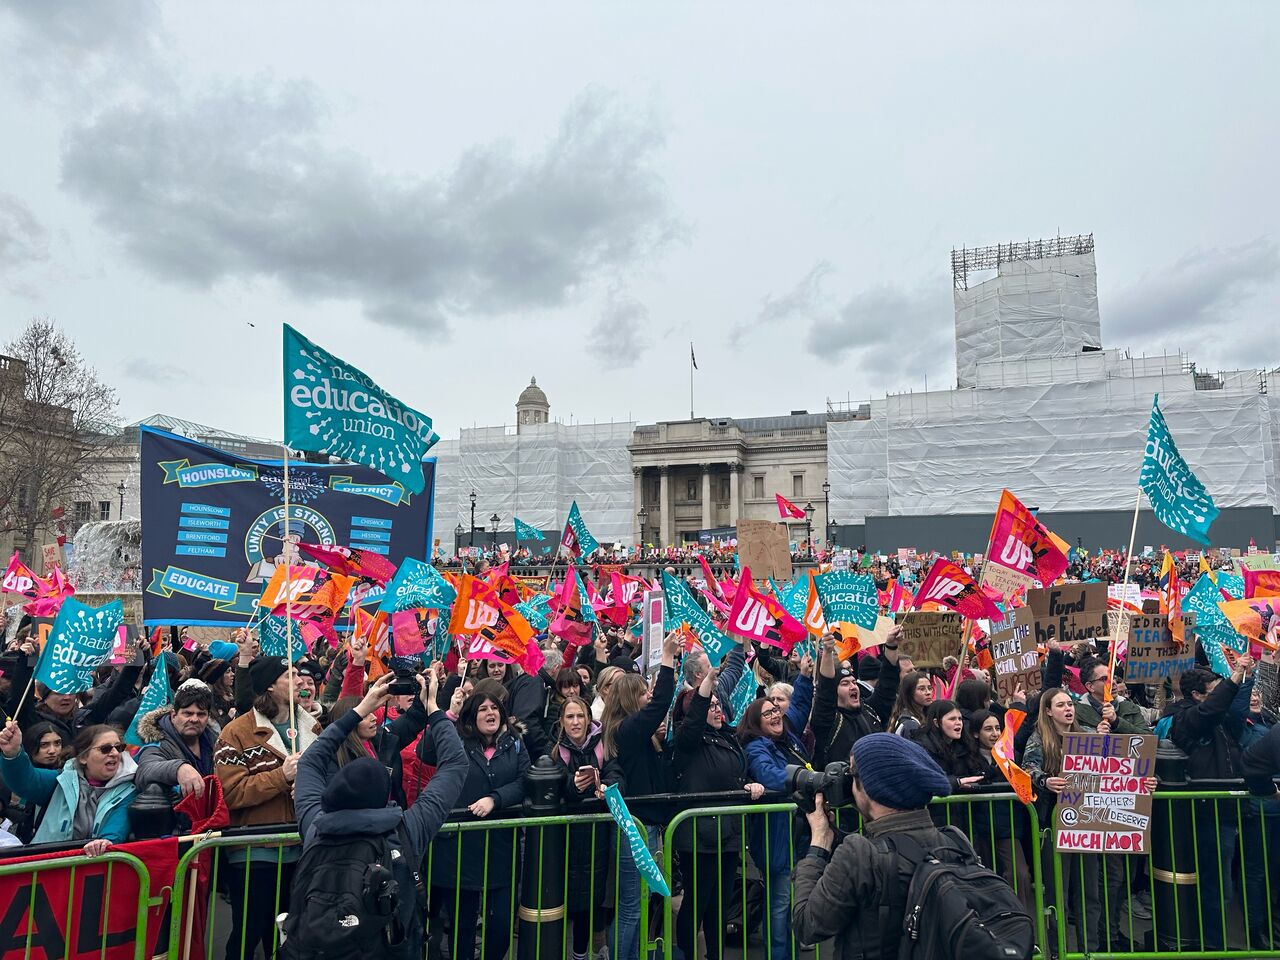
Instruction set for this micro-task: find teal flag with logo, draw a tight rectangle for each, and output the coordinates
[35,598,123,694]
[661,570,733,666]
[125,656,175,746]
[1139,394,1219,546]
[603,784,670,896]
[283,324,438,495]
[514,517,545,541]
[813,571,879,629]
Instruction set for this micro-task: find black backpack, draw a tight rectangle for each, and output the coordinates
[282,825,423,960]
[876,826,1034,960]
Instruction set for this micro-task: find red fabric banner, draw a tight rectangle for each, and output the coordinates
[0,837,178,960]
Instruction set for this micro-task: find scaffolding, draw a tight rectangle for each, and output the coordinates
[951,234,1096,290]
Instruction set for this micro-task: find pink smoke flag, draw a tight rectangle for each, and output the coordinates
[775,494,806,520]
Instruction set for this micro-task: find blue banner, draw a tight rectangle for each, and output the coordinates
[378,558,457,614]
[283,324,438,495]
[565,501,600,556]
[662,571,733,666]
[141,427,433,627]
[514,594,552,631]
[813,570,879,629]
[603,784,671,897]
[35,598,123,694]
[514,517,546,541]
[258,614,309,662]
[1139,394,1219,545]
[729,662,757,722]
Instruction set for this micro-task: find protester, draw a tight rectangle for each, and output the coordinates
[591,665,624,721]
[917,699,985,794]
[289,670,467,960]
[0,721,135,855]
[888,669,933,738]
[134,678,218,800]
[739,658,814,960]
[1072,656,1151,733]
[810,634,903,766]
[967,708,1034,912]
[214,656,319,960]
[790,734,956,958]
[488,661,548,760]
[543,666,585,740]
[671,666,765,960]
[419,688,529,960]
[550,695,621,960]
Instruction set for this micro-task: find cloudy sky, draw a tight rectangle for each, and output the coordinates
[1,2,1277,441]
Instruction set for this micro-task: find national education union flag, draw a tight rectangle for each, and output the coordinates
[1139,394,1219,546]
[514,517,545,541]
[283,324,438,495]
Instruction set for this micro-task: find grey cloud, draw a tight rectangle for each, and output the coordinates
[0,194,49,273]
[734,260,834,345]
[2,0,160,53]
[61,83,681,334]
[804,275,955,386]
[586,289,650,369]
[122,356,183,384]
[1109,238,1280,339]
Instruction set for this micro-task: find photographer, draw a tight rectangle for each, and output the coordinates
[791,734,954,959]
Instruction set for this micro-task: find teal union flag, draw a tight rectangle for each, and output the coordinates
[283,324,438,495]
[1139,394,1219,546]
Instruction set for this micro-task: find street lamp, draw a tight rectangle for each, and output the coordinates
[804,502,815,559]
[117,481,125,519]
[490,513,500,551]
[637,506,648,545]
[469,490,477,548]
[828,518,838,547]
[454,523,464,552]
[821,479,831,547]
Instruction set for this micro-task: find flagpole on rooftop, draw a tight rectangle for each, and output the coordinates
[690,341,695,420]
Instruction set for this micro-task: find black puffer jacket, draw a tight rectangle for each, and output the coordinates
[419,721,531,890]
[550,723,623,914]
[615,663,676,825]
[1166,678,1244,780]
[671,691,749,852]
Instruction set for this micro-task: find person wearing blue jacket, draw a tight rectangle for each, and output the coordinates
[0,721,136,855]
[739,661,814,960]
[292,669,468,960]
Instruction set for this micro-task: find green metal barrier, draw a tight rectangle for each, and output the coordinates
[166,812,652,960]
[0,849,156,960]
[660,793,1047,960]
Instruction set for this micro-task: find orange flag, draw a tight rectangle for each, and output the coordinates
[802,571,828,638]
[1217,597,1280,650]
[992,709,1036,805]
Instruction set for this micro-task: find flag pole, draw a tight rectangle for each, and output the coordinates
[689,342,694,420]
[1105,487,1143,703]
[283,444,298,754]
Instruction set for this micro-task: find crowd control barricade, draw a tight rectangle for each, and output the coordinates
[0,847,155,960]
[659,790,1048,960]
[165,812,653,960]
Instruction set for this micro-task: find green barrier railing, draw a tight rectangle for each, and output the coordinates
[165,811,652,960]
[661,792,1048,960]
[0,849,156,960]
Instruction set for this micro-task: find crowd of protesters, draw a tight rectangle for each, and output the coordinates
[0,554,1278,959]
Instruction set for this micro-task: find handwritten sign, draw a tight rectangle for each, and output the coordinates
[736,519,792,583]
[1027,583,1109,646]
[894,611,963,668]
[1055,733,1157,854]
[1124,614,1194,684]
[989,607,1040,700]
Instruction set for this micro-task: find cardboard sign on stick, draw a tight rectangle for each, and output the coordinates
[894,611,963,668]
[1055,733,1157,855]
[1027,584,1110,646]
[1124,614,1194,684]
[736,519,792,583]
[989,607,1041,700]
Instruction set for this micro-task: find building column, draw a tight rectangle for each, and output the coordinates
[701,464,712,531]
[633,467,644,545]
[728,462,742,527]
[658,466,672,547]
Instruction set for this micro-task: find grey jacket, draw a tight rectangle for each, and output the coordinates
[133,706,220,794]
[792,808,952,960]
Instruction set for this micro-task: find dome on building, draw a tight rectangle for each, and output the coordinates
[517,376,548,408]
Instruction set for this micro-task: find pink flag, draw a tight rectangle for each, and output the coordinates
[390,609,429,656]
[697,555,723,597]
[725,566,807,653]
[775,494,806,520]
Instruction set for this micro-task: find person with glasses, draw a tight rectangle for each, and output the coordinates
[0,721,137,855]
[739,653,815,960]
[1070,656,1151,734]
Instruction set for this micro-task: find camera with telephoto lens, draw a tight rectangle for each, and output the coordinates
[387,658,419,696]
[785,761,854,813]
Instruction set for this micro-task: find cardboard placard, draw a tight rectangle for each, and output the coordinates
[1124,614,1194,684]
[641,590,665,677]
[989,607,1040,700]
[893,611,963,668]
[1027,583,1109,646]
[736,519,792,583]
[979,561,1033,604]
[1055,733,1157,855]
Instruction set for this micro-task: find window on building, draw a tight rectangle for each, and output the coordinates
[687,479,697,501]
[650,480,660,502]
[73,501,91,525]
[719,478,729,501]
[793,474,804,498]
[99,501,111,521]
[752,476,764,499]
